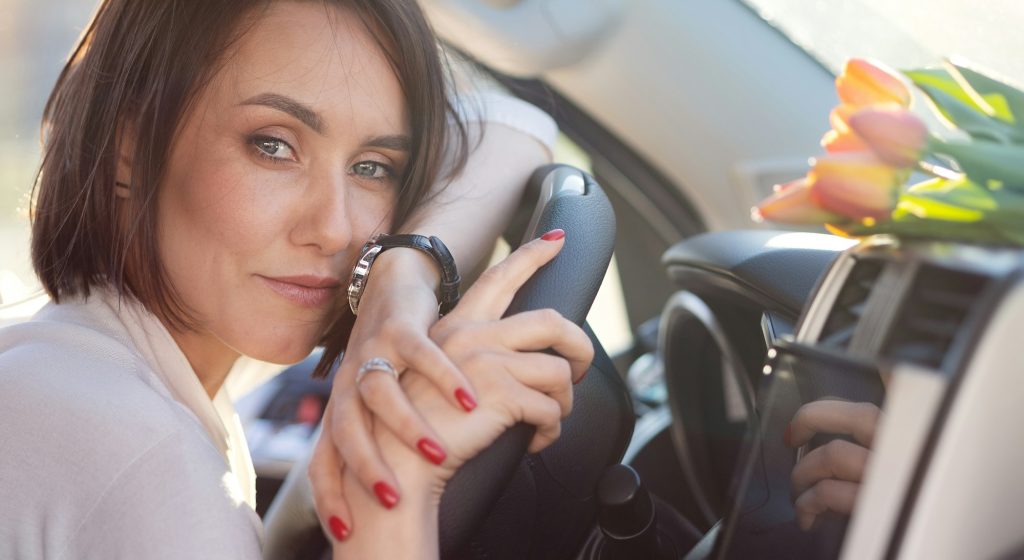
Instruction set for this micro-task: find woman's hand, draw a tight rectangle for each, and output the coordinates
[330,232,592,558]
[309,249,479,541]
[785,399,882,530]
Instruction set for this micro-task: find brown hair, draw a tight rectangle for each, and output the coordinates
[31,0,467,377]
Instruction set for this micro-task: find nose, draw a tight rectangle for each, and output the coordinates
[290,166,353,256]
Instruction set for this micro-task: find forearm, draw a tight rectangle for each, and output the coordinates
[332,434,441,559]
[401,122,551,274]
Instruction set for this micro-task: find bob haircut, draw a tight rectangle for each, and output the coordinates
[31,0,468,378]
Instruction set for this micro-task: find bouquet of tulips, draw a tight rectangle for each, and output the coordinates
[754,58,1024,246]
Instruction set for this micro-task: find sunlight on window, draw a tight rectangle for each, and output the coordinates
[741,0,1024,88]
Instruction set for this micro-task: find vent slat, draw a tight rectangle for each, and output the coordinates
[883,265,988,369]
[904,317,960,340]
[819,259,883,349]
[917,290,975,310]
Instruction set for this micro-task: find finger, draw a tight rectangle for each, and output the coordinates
[450,231,565,322]
[788,400,882,448]
[491,309,594,383]
[509,383,564,454]
[488,351,574,417]
[330,391,402,510]
[308,427,353,542]
[358,369,449,467]
[790,439,870,498]
[395,331,478,412]
[794,479,860,531]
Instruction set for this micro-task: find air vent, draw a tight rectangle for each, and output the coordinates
[819,258,884,349]
[883,265,989,369]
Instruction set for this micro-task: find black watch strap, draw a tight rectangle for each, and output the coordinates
[348,233,461,316]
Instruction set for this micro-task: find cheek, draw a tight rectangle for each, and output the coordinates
[160,158,289,265]
[350,186,398,236]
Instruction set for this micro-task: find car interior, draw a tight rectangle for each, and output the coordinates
[3,1,1024,559]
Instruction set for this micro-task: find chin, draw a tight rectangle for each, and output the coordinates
[241,334,319,365]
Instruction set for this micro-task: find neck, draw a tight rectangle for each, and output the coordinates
[167,328,240,399]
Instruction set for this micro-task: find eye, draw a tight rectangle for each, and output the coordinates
[249,135,296,162]
[351,161,394,180]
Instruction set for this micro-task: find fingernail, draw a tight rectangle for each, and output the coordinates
[328,516,349,541]
[573,369,588,385]
[541,229,565,241]
[455,388,477,412]
[373,481,399,509]
[417,437,447,465]
[783,424,793,447]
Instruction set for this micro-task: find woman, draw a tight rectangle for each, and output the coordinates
[0,0,590,557]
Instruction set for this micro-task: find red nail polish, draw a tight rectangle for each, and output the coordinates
[373,481,399,509]
[455,388,477,412]
[783,424,793,447]
[541,229,565,241]
[328,516,349,541]
[417,437,447,465]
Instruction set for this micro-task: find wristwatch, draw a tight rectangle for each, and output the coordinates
[347,233,461,316]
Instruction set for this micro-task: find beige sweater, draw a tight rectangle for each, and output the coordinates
[0,287,264,559]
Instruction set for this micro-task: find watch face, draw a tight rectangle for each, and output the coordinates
[347,244,383,314]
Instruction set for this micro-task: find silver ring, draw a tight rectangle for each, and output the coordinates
[355,357,400,386]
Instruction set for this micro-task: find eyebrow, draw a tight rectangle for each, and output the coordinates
[365,135,411,152]
[240,93,324,134]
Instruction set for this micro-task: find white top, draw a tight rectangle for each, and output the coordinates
[455,90,559,156]
[0,287,264,559]
[0,94,556,559]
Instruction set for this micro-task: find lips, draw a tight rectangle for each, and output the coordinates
[258,274,341,307]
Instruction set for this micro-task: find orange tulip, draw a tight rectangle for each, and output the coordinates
[753,178,845,224]
[808,153,903,222]
[822,129,869,153]
[835,58,910,108]
[847,107,928,168]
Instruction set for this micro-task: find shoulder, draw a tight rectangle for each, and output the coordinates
[0,314,261,558]
[0,296,210,461]
[60,430,264,560]
[0,302,181,444]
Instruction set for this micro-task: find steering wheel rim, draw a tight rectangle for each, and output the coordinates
[261,164,621,559]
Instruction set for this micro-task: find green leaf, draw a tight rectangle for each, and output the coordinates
[929,139,1024,192]
[915,84,1024,143]
[905,69,989,113]
[906,176,999,210]
[950,62,1024,127]
[833,154,1024,247]
[896,194,984,222]
[839,217,1023,245]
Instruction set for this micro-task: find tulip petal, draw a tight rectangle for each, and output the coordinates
[821,128,869,153]
[808,153,902,221]
[754,178,845,224]
[836,58,911,108]
[847,108,928,167]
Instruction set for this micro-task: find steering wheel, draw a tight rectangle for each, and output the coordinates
[261,164,633,559]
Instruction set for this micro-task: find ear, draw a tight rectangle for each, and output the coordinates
[114,119,137,199]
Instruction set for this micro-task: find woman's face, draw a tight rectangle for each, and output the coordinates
[156,1,409,366]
